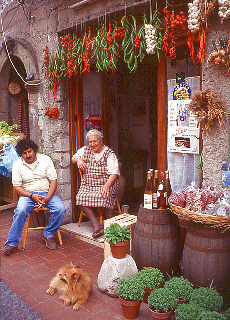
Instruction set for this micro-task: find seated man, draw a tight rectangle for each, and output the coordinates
[72,129,120,238]
[3,139,66,256]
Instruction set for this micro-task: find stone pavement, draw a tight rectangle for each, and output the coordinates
[0,209,151,320]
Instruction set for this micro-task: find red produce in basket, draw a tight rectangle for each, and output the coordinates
[168,192,186,207]
[201,185,224,205]
[185,189,206,212]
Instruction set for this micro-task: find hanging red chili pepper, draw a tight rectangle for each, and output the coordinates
[187,31,196,63]
[197,28,207,65]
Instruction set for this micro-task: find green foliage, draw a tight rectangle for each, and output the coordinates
[190,287,223,312]
[197,310,226,320]
[225,307,230,320]
[164,276,193,301]
[117,276,145,301]
[0,121,18,136]
[147,287,178,313]
[104,223,131,244]
[136,267,164,289]
[175,303,204,320]
[0,121,18,148]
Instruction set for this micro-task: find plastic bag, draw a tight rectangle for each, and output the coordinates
[0,143,20,178]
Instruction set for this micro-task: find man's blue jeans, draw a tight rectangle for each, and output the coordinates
[5,192,66,247]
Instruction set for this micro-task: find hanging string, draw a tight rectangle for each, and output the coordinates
[105,9,106,28]
[156,0,158,10]
[0,9,40,86]
[149,0,152,21]
[125,2,127,16]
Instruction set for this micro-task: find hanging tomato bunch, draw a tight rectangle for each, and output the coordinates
[44,107,60,120]
[162,8,187,59]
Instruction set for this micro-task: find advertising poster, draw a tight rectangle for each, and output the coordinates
[167,99,200,154]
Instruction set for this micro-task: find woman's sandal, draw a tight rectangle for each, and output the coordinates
[92,228,104,239]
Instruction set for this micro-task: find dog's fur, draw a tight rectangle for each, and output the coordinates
[46,263,92,310]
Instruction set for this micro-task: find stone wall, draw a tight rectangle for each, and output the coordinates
[202,20,230,187]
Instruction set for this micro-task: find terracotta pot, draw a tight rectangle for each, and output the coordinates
[110,239,130,259]
[119,296,141,319]
[177,299,188,305]
[148,307,174,320]
[143,286,162,303]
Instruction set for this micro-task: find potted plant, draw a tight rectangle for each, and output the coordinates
[117,276,145,319]
[0,121,18,150]
[189,287,223,312]
[136,267,164,303]
[147,287,178,319]
[164,276,193,304]
[174,303,205,320]
[225,307,230,319]
[197,310,226,320]
[104,223,131,259]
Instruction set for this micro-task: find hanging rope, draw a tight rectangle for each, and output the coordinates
[0,8,40,86]
[149,0,152,21]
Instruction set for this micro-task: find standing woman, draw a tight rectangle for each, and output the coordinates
[72,129,120,238]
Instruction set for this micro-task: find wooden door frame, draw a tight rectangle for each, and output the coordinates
[157,55,167,172]
[69,76,83,222]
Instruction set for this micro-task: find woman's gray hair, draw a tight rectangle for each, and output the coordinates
[86,129,103,140]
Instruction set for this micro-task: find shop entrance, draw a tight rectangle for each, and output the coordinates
[106,57,158,210]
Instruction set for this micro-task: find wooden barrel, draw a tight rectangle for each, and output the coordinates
[183,223,230,296]
[132,205,180,275]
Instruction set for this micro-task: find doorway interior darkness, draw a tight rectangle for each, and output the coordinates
[106,56,158,211]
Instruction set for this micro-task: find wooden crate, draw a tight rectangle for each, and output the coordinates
[0,175,18,201]
[104,213,137,259]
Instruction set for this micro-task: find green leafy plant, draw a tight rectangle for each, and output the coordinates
[0,121,18,148]
[0,121,17,136]
[197,310,226,320]
[148,287,178,313]
[175,303,205,320]
[164,276,193,301]
[190,287,223,312]
[136,267,164,289]
[225,307,230,319]
[104,223,131,244]
[117,276,145,301]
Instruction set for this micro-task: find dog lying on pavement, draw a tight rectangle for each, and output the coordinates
[46,263,92,310]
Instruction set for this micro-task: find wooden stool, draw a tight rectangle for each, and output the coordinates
[22,206,63,249]
[78,199,122,227]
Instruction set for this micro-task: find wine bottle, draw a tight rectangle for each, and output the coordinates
[152,169,158,208]
[165,170,172,204]
[144,170,153,209]
[157,172,167,209]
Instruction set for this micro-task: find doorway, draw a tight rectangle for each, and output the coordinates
[106,57,158,211]
[69,58,158,218]
[0,56,30,137]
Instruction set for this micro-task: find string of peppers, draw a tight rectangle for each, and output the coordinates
[121,15,146,72]
[44,9,209,94]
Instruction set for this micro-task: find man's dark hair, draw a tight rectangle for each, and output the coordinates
[16,139,39,156]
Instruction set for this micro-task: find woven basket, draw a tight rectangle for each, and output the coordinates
[169,203,230,233]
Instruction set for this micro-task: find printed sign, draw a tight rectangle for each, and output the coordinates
[173,82,192,100]
[167,99,200,154]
